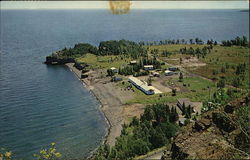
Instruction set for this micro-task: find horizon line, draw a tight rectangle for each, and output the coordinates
[1,8,249,10]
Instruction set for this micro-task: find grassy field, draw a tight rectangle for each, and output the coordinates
[115,75,217,105]
[191,45,249,89]
[147,44,249,89]
[75,44,248,105]
[181,77,215,91]
[126,88,216,105]
[75,53,133,70]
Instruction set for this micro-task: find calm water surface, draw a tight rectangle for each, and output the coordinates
[0,9,249,159]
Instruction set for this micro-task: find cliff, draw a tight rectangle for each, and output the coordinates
[170,94,250,160]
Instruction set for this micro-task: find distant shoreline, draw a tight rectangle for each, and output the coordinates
[240,9,249,12]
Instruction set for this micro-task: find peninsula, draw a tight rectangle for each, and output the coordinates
[45,37,249,159]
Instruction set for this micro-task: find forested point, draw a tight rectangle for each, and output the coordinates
[50,40,147,59]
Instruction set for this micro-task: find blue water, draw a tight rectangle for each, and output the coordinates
[0,9,249,159]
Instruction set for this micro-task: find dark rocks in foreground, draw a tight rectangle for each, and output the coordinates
[44,56,75,65]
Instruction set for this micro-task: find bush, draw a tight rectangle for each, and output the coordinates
[217,79,225,88]
[34,143,62,160]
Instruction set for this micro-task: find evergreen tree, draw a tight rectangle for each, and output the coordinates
[179,72,183,82]
[217,79,225,88]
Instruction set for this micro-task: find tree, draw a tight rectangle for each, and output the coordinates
[236,63,246,75]
[227,88,234,97]
[0,149,12,160]
[195,37,203,44]
[34,143,61,160]
[242,36,248,47]
[170,107,179,123]
[130,139,150,155]
[131,117,140,126]
[221,66,226,73]
[107,69,114,76]
[217,79,225,88]
[185,105,193,119]
[160,122,179,139]
[232,77,241,88]
[212,69,218,75]
[141,106,155,121]
[172,89,177,96]
[149,128,168,149]
[180,57,183,64]
[189,39,193,44]
[107,148,118,159]
[179,72,183,82]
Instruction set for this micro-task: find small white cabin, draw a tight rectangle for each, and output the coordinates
[130,60,137,65]
[110,67,118,73]
[144,65,154,71]
[165,70,174,76]
[151,71,160,77]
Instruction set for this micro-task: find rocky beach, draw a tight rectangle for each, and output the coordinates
[65,63,145,148]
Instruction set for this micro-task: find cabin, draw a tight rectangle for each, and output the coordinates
[112,76,123,82]
[151,71,160,77]
[165,70,174,76]
[130,60,137,65]
[144,65,154,71]
[74,62,86,70]
[110,67,118,73]
[168,67,178,71]
[128,76,155,95]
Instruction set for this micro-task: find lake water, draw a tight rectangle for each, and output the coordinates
[0,9,249,159]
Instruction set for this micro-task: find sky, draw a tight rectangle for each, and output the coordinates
[0,1,249,10]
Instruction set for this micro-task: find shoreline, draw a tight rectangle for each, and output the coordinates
[64,63,113,159]
[64,63,145,159]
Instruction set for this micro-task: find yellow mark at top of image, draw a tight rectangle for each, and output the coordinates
[109,0,131,15]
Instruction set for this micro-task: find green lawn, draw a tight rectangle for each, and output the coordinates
[75,53,133,70]
[182,77,215,91]
[113,73,217,104]
[121,76,217,105]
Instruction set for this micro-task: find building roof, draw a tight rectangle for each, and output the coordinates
[152,71,159,75]
[144,65,154,68]
[130,60,137,63]
[129,76,152,91]
[165,70,173,73]
[110,67,117,70]
[128,76,162,94]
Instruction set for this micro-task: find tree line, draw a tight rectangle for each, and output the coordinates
[179,45,213,58]
[221,36,248,47]
[52,40,147,59]
[52,36,248,59]
[116,57,162,76]
[139,38,218,46]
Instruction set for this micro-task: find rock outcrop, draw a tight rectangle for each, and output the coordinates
[170,94,250,160]
[44,56,75,65]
